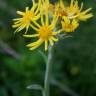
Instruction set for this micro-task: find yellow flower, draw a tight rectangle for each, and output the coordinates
[67,0,93,20]
[61,17,79,32]
[51,0,93,21]
[66,0,80,19]
[23,9,62,51]
[49,0,93,33]
[12,0,41,33]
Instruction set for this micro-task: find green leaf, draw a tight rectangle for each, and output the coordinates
[27,84,43,91]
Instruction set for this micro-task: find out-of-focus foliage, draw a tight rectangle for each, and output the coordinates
[0,0,96,96]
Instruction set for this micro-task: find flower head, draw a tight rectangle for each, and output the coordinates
[67,0,93,20]
[12,0,41,34]
[24,9,62,51]
[50,0,93,21]
[61,17,79,32]
[50,0,93,33]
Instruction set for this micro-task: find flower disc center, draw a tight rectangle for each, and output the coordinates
[39,25,52,40]
[23,11,34,24]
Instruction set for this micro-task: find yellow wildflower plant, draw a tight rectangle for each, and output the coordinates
[23,8,62,51]
[12,0,41,34]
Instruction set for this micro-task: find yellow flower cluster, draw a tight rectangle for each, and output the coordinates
[50,0,93,32]
[12,0,93,51]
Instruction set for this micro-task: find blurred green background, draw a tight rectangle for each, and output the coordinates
[0,0,96,96]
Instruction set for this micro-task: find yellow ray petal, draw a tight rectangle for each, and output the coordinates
[60,0,65,9]
[27,39,42,47]
[53,29,63,35]
[31,3,37,12]
[16,11,25,15]
[29,42,42,50]
[29,39,43,50]
[12,23,22,28]
[33,14,40,21]
[13,18,22,21]
[15,24,26,32]
[45,40,48,51]
[49,16,58,30]
[40,8,45,25]
[63,16,70,24]
[30,24,39,31]
[26,7,29,12]
[32,21,41,28]
[23,34,39,37]
[51,37,58,42]
[14,20,22,24]
[34,0,41,15]
[49,39,54,46]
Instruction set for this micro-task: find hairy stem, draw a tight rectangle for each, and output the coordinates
[43,46,53,96]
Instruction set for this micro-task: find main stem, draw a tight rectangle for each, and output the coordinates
[43,46,53,96]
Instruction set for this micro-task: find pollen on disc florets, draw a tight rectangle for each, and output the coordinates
[38,25,52,40]
[22,10,34,24]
